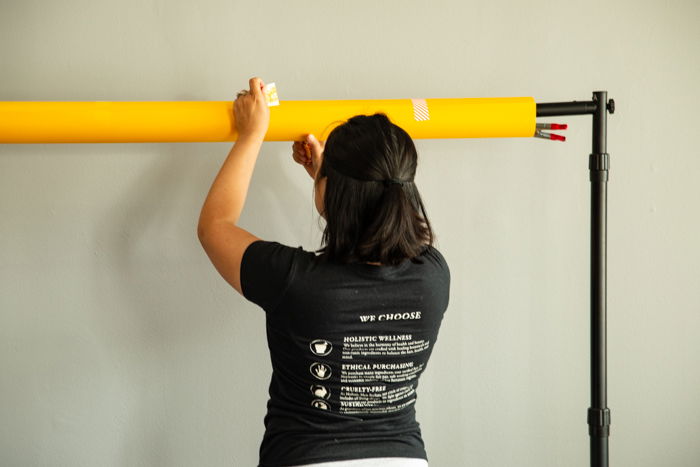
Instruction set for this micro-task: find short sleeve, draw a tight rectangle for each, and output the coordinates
[240,240,303,313]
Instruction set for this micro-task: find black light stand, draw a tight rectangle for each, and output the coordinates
[536,91,615,467]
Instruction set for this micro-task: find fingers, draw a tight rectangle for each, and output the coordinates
[291,133,325,180]
[305,134,324,153]
[291,140,317,180]
[291,141,312,166]
[249,77,264,96]
[305,134,324,168]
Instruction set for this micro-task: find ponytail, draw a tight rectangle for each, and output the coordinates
[355,182,433,265]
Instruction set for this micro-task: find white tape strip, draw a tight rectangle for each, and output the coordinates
[411,98,430,121]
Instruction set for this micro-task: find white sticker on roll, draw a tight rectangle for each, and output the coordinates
[411,98,430,121]
[263,82,279,107]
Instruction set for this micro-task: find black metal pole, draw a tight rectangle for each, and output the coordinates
[536,92,614,467]
[536,100,597,117]
[588,91,611,467]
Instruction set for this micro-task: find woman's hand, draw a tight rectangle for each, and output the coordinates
[233,77,270,140]
[292,134,324,180]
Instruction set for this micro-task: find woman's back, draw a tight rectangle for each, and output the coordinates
[241,240,450,467]
[198,93,449,466]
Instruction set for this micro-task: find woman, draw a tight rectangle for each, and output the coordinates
[198,78,450,467]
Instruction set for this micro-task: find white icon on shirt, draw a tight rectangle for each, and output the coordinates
[310,362,331,380]
[310,384,330,399]
[311,399,330,411]
[309,339,332,356]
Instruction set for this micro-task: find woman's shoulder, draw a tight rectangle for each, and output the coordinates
[420,243,448,269]
[246,240,322,264]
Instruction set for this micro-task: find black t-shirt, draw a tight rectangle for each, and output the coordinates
[241,240,450,467]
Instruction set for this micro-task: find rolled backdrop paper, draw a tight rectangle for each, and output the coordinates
[0,97,535,143]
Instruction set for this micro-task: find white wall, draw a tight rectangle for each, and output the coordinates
[1,1,698,466]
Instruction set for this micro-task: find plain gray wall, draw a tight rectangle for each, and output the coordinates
[1,0,698,466]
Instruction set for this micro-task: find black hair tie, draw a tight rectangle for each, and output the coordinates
[382,178,409,188]
[324,157,413,188]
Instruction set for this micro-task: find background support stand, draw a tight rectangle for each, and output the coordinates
[536,91,614,467]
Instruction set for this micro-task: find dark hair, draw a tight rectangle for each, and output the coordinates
[313,113,434,266]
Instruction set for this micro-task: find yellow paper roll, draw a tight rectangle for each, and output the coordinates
[0,98,535,143]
